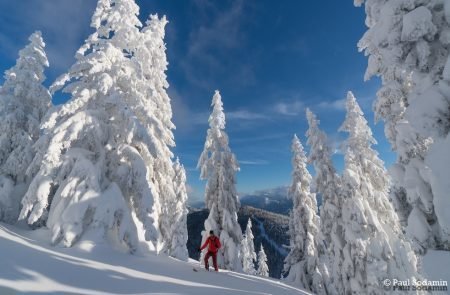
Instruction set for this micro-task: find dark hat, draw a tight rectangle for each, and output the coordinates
[209,230,214,235]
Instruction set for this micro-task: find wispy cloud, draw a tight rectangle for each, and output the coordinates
[171,85,271,135]
[0,0,96,76]
[274,100,304,116]
[172,93,312,135]
[227,110,268,121]
[317,99,346,111]
[34,1,95,73]
[188,0,244,58]
[239,160,270,165]
[173,107,270,135]
[315,93,374,112]
[181,0,255,89]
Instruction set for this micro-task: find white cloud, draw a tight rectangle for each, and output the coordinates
[315,93,375,112]
[317,99,346,111]
[31,0,95,72]
[274,101,304,116]
[1,1,96,75]
[188,0,244,57]
[227,110,268,120]
[36,1,96,71]
[239,160,270,165]
[170,85,270,135]
[172,97,310,135]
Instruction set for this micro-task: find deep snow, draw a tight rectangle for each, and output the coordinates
[0,224,308,295]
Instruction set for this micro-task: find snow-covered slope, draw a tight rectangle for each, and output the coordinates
[0,224,308,295]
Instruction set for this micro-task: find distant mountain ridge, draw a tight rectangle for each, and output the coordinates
[239,186,292,215]
[189,186,321,217]
[189,186,292,215]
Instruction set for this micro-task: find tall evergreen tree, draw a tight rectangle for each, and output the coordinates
[19,0,176,252]
[241,218,257,275]
[283,135,326,294]
[356,0,450,252]
[306,108,344,294]
[339,92,421,294]
[139,14,182,254]
[198,90,242,271]
[257,245,269,277]
[0,31,51,224]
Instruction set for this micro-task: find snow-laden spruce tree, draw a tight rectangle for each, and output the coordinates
[283,135,327,294]
[0,31,51,224]
[257,245,269,277]
[341,92,402,227]
[306,108,343,294]
[356,0,450,251]
[169,158,189,261]
[198,90,242,271]
[138,14,184,255]
[19,0,175,252]
[241,218,257,275]
[339,92,420,294]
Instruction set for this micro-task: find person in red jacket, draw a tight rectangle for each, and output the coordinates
[198,230,221,271]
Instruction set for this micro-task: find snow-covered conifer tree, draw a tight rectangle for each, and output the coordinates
[169,158,189,261]
[283,135,326,294]
[0,31,51,224]
[356,0,450,251]
[257,245,269,277]
[198,90,242,271]
[241,218,256,275]
[305,108,343,294]
[19,0,176,252]
[340,92,403,226]
[339,92,420,294]
[138,14,183,254]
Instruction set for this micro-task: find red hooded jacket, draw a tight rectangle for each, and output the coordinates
[200,235,221,253]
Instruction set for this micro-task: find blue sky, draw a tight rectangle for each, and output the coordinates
[0,0,395,202]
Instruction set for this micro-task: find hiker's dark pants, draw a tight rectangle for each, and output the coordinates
[204,251,218,271]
